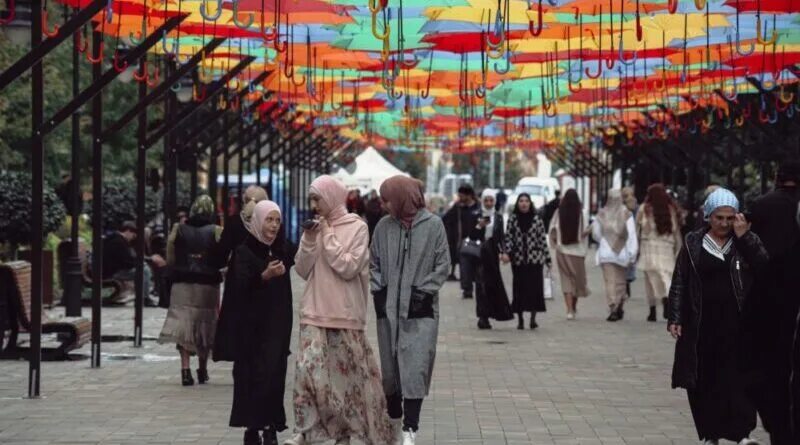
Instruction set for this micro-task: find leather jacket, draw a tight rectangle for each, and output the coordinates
[669,227,769,389]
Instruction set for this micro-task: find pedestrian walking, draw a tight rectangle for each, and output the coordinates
[636,184,682,322]
[210,185,269,266]
[592,189,638,322]
[474,189,513,329]
[501,193,551,330]
[285,175,393,445]
[747,161,800,445]
[547,189,591,320]
[158,195,223,386]
[668,187,768,445]
[442,185,481,286]
[370,175,450,445]
[214,201,294,445]
[621,187,639,300]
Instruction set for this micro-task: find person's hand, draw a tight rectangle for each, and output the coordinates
[500,254,511,264]
[668,324,682,339]
[150,254,166,268]
[261,260,286,281]
[733,213,750,238]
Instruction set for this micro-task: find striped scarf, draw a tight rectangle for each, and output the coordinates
[702,234,733,261]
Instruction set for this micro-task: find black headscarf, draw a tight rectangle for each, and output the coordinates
[514,193,536,232]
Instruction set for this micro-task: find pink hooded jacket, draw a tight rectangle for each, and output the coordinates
[294,176,370,330]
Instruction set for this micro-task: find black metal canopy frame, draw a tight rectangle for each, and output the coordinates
[0,0,336,397]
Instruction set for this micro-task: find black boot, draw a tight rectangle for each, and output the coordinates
[462,291,473,299]
[529,314,538,330]
[477,317,492,330]
[647,306,657,322]
[616,302,625,320]
[197,368,209,384]
[607,307,620,322]
[517,313,524,330]
[662,297,668,320]
[261,427,278,445]
[244,428,262,445]
[181,369,194,386]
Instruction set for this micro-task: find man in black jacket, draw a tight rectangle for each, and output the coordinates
[442,185,481,296]
[747,160,800,445]
[103,222,165,305]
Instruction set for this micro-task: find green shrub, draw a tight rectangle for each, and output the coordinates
[0,170,67,251]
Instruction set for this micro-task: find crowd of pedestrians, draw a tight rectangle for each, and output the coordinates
[93,158,800,445]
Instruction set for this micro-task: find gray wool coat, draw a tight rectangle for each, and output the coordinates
[370,209,451,399]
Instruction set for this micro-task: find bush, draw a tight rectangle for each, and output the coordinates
[0,170,67,250]
[86,177,161,231]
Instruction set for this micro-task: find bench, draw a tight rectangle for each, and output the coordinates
[56,240,123,304]
[0,261,92,360]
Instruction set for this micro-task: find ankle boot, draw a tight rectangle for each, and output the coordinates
[261,427,278,445]
[181,369,194,386]
[647,306,657,322]
[244,428,262,445]
[616,302,625,320]
[662,297,669,320]
[517,313,524,330]
[197,368,209,384]
[529,314,538,330]
[477,317,492,330]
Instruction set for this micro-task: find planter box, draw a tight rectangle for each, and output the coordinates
[18,249,54,307]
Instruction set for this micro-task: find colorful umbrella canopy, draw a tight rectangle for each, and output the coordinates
[41,0,800,153]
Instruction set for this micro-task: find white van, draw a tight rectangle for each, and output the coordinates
[506,177,560,212]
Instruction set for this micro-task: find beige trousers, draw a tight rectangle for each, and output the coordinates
[601,263,627,309]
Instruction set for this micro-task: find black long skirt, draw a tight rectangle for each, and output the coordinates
[511,263,545,313]
[229,345,289,431]
[476,239,513,321]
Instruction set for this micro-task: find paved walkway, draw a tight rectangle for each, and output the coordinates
[0,254,765,444]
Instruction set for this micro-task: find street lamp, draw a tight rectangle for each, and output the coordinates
[174,76,195,103]
[1,0,32,47]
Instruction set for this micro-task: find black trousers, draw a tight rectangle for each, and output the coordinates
[459,253,480,295]
[387,393,423,432]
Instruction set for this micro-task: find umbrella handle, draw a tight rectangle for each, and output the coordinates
[232,0,254,29]
[199,0,222,21]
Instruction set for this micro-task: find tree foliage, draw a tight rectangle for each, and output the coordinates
[0,170,66,248]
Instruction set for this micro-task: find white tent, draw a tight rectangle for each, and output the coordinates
[333,146,408,193]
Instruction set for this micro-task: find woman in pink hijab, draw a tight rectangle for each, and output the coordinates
[286,175,393,445]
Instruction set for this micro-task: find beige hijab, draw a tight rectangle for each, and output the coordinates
[597,189,632,254]
[240,185,269,233]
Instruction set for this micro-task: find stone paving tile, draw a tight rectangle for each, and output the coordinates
[0,254,767,444]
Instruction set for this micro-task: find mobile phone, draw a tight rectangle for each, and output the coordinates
[301,219,319,230]
[481,216,491,222]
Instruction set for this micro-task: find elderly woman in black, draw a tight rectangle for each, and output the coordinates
[214,200,294,445]
[668,188,768,445]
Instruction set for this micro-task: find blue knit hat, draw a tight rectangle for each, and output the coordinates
[703,188,739,220]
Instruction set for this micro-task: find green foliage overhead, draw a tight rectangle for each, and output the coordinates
[0,170,67,247]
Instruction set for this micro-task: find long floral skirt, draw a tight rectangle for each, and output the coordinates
[292,324,394,445]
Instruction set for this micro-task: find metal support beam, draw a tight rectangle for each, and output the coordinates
[28,0,44,399]
[143,57,256,150]
[133,53,147,348]
[0,0,108,91]
[100,38,226,143]
[38,15,188,136]
[90,28,103,370]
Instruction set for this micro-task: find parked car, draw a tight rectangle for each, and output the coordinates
[505,177,560,214]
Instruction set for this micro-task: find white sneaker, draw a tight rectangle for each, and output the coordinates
[283,434,306,445]
[739,439,761,445]
[334,438,351,445]
[566,312,575,321]
[402,430,416,445]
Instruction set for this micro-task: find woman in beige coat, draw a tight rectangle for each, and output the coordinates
[636,184,682,322]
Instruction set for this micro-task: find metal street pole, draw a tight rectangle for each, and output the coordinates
[90,28,104,369]
[64,14,83,317]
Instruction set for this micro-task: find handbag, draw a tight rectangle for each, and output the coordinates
[461,238,482,258]
[543,266,554,300]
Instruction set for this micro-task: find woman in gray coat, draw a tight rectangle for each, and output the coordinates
[370,175,451,445]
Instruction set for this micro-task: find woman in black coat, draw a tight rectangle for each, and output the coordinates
[473,190,512,329]
[668,188,768,445]
[213,200,295,445]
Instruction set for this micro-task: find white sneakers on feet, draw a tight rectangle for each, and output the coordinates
[283,433,306,445]
[402,430,416,445]
[738,438,761,445]
[566,312,575,320]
